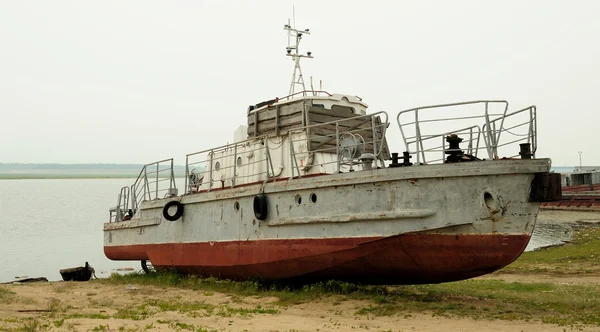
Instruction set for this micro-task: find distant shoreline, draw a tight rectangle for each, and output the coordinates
[0,163,188,180]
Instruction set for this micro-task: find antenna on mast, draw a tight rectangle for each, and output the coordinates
[284,11,313,97]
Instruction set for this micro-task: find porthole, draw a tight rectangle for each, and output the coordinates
[310,193,317,203]
[215,161,220,171]
[483,192,498,213]
[234,201,240,212]
[237,157,242,167]
[295,194,302,205]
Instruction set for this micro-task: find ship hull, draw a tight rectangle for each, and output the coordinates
[104,159,551,285]
[105,232,531,284]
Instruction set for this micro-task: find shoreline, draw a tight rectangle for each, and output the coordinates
[1,212,599,331]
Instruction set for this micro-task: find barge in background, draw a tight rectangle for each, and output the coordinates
[103,20,561,285]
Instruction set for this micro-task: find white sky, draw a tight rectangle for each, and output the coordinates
[0,1,597,167]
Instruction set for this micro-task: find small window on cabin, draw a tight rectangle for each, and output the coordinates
[215,161,220,171]
[331,105,355,114]
[313,104,325,108]
[237,157,242,167]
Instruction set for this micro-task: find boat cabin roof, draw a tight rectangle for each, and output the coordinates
[248,91,368,116]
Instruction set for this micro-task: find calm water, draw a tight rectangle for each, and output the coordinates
[0,178,573,283]
[0,178,179,283]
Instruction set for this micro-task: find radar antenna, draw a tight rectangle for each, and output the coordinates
[284,14,313,96]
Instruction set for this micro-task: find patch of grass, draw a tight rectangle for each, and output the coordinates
[14,320,41,332]
[503,226,600,274]
[91,325,110,332]
[0,287,16,304]
[70,305,152,321]
[103,272,379,305]
[88,298,115,307]
[144,299,277,318]
[102,270,600,326]
[167,321,212,331]
[215,305,278,317]
[53,319,64,327]
[354,280,600,326]
[64,313,111,320]
[48,298,67,318]
[53,283,75,293]
[113,306,152,321]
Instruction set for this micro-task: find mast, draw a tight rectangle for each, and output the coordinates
[284,18,313,96]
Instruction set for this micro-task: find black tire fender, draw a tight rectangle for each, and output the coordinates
[253,194,268,220]
[163,200,184,221]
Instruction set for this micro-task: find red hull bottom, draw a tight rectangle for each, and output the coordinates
[105,233,531,285]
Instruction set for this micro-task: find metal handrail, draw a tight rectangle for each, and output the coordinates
[181,111,389,195]
[289,111,389,173]
[130,158,177,212]
[482,105,537,159]
[396,100,538,164]
[280,90,332,101]
[184,136,270,194]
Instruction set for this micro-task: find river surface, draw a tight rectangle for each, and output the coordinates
[0,178,183,283]
[0,179,580,283]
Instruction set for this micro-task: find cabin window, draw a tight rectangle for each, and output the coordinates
[331,105,355,114]
[215,161,220,171]
[313,104,325,108]
[237,157,242,167]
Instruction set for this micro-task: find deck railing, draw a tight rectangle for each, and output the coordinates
[181,111,389,194]
[288,111,389,175]
[130,158,177,213]
[396,100,536,164]
[109,186,130,222]
[109,159,177,222]
[184,136,274,194]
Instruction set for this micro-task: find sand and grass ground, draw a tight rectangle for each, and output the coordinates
[2,214,600,331]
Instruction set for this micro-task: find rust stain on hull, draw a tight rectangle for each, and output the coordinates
[104,233,531,285]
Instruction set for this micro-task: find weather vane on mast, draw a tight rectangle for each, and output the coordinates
[284,13,313,96]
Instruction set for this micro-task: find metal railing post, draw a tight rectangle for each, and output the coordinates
[208,150,214,192]
[232,143,238,187]
[185,155,189,194]
[155,163,159,200]
[289,136,295,178]
[335,122,340,173]
[371,115,378,168]
[170,159,175,192]
[415,110,425,163]
[130,184,136,212]
[143,167,150,201]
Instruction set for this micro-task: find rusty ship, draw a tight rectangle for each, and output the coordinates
[103,20,561,285]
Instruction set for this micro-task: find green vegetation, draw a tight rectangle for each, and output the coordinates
[0,288,16,304]
[103,273,373,305]
[502,226,600,274]
[0,287,35,306]
[141,299,278,318]
[101,271,600,327]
